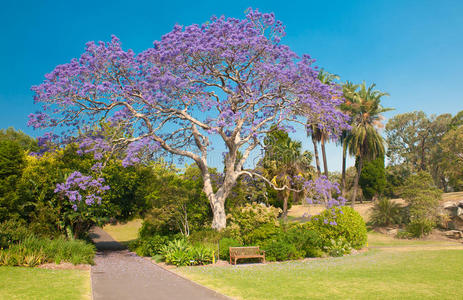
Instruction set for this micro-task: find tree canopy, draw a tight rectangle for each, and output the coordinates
[29,9,348,229]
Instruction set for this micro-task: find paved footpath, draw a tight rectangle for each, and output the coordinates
[90,227,230,300]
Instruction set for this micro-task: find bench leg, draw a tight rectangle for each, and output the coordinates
[262,256,265,264]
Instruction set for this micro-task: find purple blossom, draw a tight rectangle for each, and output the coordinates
[29,9,350,229]
[55,171,109,211]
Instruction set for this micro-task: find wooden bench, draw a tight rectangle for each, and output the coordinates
[229,246,265,265]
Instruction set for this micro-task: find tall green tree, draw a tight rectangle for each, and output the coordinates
[346,82,392,206]
[359,156,386,201]
[339,81,359,196]
[312,69,340,177]
[438,126,463,190]
[385,111,452,190]
[0,140,25,221]
[0,127,38,152]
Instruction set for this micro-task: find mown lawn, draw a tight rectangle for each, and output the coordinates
[177,248,463,300]
[103,219,142,245]
[0,267,90,300]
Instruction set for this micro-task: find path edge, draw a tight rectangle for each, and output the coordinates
[142,256,234,300]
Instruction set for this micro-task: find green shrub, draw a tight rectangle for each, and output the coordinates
[188,228,222,246]
[399,172,442,238]
[370,198,403,227]
[243,223,280,246]
[189,245,214,265]
[160,238,190,257]
[406,219,434,238]
[263,239,302,261]
[225,202,281,244]
[282,226,323,258]
[165,249,193,266]
[159,238,214,266]
[0,219,31,248]
[261,226,323,261]
[218,238,241,261]
[323,236,352,257]
[130,235,169,257]
[309,207,367,250]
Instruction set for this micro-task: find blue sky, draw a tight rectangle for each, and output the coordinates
[1,0,462,171]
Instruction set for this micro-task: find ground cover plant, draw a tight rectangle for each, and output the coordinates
[0,266,91,300]
[0,236,95,267]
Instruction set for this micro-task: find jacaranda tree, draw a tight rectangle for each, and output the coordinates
[29,9,348,230]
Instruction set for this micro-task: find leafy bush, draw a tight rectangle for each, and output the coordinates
[0,236,95,266]
[370,198,403,227]
[323,237,352,257]
[129,235,169,257]
[406,219,434,238]
[218,238,241,261]
[281,226,323,258]
[263,239,301,261]
[160,238,214,266]
[399,172,441,238]
[261,226,323,261]
[225,202,281,244]
[188,228,222,246]
[0,219,31,248]
[189,245,214,265]
[243,223,280,246]
[309,206,367,250]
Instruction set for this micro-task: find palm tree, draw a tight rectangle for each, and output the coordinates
[308,123,322,176]
[339,81,359,196]
[262,130,313,218]
[313,69,340,178]
[346,82,393,207]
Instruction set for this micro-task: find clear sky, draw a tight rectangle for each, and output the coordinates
[1,0,462,171]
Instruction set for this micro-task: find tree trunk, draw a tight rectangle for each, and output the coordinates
[282,190,289,220]
[211,199,226,230]
[201,170,228,231]
[312,138,322,176]
[351,156,363,208]
[341,143,347,197]
[321,136,329,177]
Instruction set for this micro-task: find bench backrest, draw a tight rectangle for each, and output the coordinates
[229,246,261,256]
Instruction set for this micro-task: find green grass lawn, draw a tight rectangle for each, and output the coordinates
[366,231,461,247]
[177,248,463,300]
[103,219,142,245]
[0,267,90,300]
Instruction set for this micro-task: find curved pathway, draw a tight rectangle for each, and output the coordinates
[89,227,230,300]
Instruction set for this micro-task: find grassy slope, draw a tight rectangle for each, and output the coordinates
[0,267,90,300]
[103,219,142,244]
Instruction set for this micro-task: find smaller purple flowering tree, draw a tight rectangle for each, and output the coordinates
[54,171,110,238]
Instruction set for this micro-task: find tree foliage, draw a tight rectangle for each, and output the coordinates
[399,171,442,237]
[29,9,348,229]
[359,156,386,200]
[438,126,463,190]
[385,111,453,190]
[259,129,314,215]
